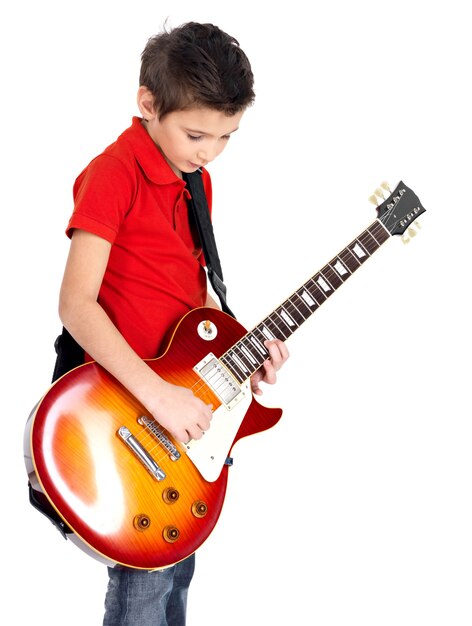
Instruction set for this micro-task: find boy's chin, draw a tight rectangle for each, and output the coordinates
[184,161,203,172]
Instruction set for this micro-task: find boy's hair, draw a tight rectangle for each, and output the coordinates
[139,22,255,118]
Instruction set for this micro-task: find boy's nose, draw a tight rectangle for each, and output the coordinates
[196,150,208,164]
[197,146,217,165]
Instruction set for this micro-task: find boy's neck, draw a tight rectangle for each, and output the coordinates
[141,118,183,179]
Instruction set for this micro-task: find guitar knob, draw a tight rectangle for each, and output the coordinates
[162,487,180,504]
[133,514,151,531]
[191,500,208,518]
[163,526,180,543]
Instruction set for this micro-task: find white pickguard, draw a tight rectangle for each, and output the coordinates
[184,381,252,482]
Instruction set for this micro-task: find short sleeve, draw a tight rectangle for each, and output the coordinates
[66,154,135,242]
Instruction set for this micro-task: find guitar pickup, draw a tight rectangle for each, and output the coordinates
[194,354,244,409]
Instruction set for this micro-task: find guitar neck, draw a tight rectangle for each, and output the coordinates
[219,219,391,383]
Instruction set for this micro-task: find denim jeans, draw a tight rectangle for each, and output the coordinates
[103,554,195,625]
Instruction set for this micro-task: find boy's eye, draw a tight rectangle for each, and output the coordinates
[187,134,203,141]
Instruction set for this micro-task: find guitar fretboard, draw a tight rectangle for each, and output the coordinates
[220,219,390,384]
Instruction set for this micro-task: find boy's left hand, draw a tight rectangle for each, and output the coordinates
[250,339,289,396]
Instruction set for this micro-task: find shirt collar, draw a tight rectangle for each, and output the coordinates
[121,117,185,187]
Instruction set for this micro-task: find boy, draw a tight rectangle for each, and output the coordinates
[58,21,288,625]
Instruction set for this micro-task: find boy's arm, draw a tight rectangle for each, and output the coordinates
[59,229,213,443]
[204,292,220,308]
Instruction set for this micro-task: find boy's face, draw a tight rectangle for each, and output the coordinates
[138,93,244,177]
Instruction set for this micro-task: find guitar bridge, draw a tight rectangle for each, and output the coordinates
[138,416,181,461]
[194,354,245,409]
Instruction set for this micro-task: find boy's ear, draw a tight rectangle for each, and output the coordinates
[137,86,157,120]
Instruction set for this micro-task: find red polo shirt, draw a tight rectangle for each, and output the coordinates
[66,117,210,358]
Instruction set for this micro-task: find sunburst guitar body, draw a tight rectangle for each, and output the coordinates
[24,308,281,570]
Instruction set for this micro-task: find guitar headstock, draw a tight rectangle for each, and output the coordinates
[370,181,426,239]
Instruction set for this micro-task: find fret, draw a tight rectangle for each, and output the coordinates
[372,221,390,244]
[326,263,346,288]
[351,239,368,261]
[315,273,333,294]
[339,247,361,272]
[250,332,269,357]
[266,312,290,340]
[331,257,350,278]
[276,305,299,330]
[239,342,259,366]
[306,278,329,303]
[367,225,382,247]
[220,220,391,383]
[298,286,320,309]
[241,336,264,365]
[259,324,275,342]
[223,352,246,383]
[322,265,344,290]
[232,344,254,371]
[230,351,250,375]
[287,294,310,321]
[358,230,379,255]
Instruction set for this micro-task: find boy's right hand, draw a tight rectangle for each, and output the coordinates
[148,380,213,444]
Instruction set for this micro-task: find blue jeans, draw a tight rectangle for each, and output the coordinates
[103,554,195,625]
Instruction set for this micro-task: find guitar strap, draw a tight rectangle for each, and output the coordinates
[182,170,235,319]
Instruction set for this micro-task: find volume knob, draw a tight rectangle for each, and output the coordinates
[191,500,208,518]
[163,526,180,543]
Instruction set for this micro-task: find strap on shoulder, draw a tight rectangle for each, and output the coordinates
[183,170,236,319]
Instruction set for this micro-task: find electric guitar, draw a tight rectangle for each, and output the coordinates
[24,181,426,570]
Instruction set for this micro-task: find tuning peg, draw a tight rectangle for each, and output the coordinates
[414,220,422,230]
[401,223,420,244]
[368,194,379,206]
[380,181,391,193]
[375,188,385,199]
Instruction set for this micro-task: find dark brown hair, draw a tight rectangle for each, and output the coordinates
[139,22,255,118]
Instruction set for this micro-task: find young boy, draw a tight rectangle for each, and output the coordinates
[58,21,288,625]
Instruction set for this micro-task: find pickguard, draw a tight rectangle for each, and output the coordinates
[184,381,252,482]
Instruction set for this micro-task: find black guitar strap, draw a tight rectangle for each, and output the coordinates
[183,170,235,319]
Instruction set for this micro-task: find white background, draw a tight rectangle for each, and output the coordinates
[2,0,471,624]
